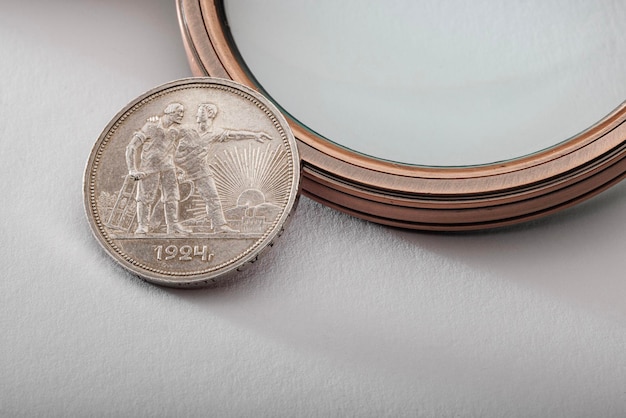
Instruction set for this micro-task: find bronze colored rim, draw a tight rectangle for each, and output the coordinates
[177,0,626,231]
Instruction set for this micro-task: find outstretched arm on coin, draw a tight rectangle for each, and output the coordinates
[126,132,146,180]
[220,129,272,143]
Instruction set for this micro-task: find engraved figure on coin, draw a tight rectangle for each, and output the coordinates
[174,103,272,233]
[125,102,191,235]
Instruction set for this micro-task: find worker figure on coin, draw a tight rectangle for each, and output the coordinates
[175,103,272,233]
[125,102,191,235]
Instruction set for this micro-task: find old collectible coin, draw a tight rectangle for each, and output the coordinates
[84,78,300,287]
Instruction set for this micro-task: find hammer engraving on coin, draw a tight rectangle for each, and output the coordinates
[84,78,300,287]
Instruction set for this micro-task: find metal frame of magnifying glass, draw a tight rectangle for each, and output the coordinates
[177,0,626,231]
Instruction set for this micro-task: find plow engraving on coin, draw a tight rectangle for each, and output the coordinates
[84,78,300,287]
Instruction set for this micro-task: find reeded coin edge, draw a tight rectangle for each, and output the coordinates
[84,78,300,285]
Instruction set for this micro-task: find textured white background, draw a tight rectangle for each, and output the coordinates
[1,1,626,417]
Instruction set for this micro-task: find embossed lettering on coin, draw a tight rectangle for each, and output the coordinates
[84,78,299,287]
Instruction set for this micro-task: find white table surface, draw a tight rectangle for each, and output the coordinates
[2,1,626,417]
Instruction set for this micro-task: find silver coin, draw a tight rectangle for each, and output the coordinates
[84,77,300,287]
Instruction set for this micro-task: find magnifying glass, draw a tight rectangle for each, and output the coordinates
[177,0,626,230]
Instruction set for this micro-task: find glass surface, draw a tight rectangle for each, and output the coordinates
[225,0,626,166]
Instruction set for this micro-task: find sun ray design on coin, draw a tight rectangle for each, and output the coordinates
[206,145,292,235]
[211,145,291,210]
